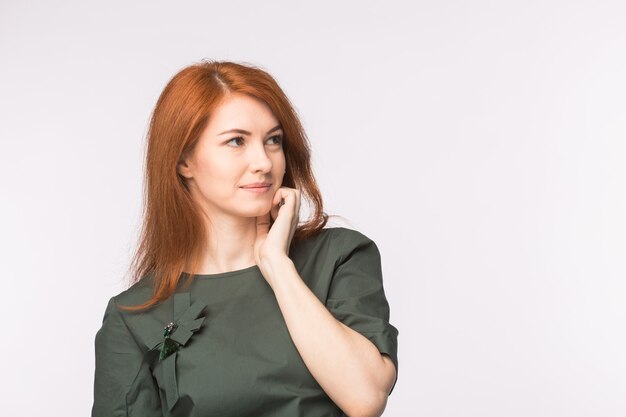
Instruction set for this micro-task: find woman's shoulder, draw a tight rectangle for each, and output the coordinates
[107,273,162,312]
[290,225,377,264]
[324,226,375,245]
[98,274,174,351]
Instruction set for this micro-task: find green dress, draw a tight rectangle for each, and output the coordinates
[91,227,399,417]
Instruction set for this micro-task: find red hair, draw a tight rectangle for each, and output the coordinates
[120,60,329,311]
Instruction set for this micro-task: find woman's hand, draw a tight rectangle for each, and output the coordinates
[254,186,301,282]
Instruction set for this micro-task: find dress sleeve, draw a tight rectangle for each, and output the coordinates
[91,297,163,417]
[325,229,400,395]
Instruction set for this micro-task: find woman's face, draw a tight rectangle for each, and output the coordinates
[177,93,286,220]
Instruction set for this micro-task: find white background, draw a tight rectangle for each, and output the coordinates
[1,0,625,416]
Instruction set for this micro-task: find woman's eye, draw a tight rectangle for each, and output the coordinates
[226,136,245,147]
[269,135,283,145]
[226,135,282,147]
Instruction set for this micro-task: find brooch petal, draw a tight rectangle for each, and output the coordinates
[159,322,180,361]
[149,292,207,411]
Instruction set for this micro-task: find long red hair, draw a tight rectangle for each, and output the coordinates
[120,60,329,311]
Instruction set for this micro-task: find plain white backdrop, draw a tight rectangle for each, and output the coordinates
[1,0,625,416]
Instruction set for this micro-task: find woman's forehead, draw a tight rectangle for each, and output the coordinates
[205,94,280,134]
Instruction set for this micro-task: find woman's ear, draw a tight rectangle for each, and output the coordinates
[177,157,193,179]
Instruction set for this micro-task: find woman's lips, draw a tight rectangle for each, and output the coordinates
[241,185,271,194]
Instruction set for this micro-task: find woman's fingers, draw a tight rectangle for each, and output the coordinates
[265,187,300,251]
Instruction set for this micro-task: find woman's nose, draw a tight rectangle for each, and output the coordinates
[249,143,272,173]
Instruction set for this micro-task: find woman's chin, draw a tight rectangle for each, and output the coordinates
[235,206,273,219]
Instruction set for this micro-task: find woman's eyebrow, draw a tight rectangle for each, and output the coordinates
[218,125,282,136]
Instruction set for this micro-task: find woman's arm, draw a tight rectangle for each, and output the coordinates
[92,297,163,417]
[263,256,397,417]
[255,188,397,416]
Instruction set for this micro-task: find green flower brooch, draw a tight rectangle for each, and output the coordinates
[160,321,181,361]
[146,293,207,410]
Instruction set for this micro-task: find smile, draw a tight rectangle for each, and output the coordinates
[240,185,271,194]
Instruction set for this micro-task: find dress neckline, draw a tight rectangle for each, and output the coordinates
[181,264,260,279]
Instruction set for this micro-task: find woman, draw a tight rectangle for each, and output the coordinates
[91,60,399,417]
